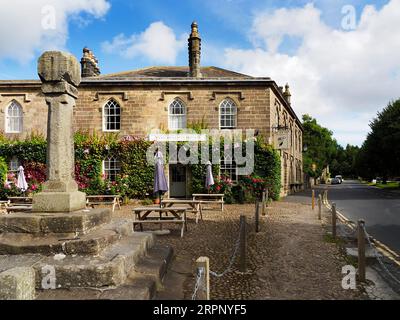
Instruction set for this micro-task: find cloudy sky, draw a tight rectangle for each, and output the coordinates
[0,0,399,147]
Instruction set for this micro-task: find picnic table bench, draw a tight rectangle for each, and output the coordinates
[6,197,33,213]
[132,206,187,238]
[6,206,33,213]
[8,197,33,205]
[86,195,122,213]
[161,199,203,223]
[192,194,224,211]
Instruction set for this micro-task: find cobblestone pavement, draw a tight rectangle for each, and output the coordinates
[114,199,366,300]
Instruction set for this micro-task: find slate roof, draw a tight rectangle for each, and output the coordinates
[88,66,254,80]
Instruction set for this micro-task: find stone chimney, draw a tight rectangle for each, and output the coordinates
[80,47,100,77]
[283,83,291,105]
[188,21,202,78]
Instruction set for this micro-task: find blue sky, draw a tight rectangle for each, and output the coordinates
[0,0,398,147]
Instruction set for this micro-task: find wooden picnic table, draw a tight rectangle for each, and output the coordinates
[6,206,32,213]
[161,199,203,223]
[8,197,33,205]
[192,194,225,211]
[132,206,187,238]
[86,195,122,213]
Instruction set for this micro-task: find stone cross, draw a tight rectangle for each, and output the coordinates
[32,51,86,213]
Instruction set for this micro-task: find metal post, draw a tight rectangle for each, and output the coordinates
[318,194,322,220]
[332,203,337,239]
[357,220,366,283]
[255,201,260,233]
[195,257,210,300]
[239,215,247,273]
[312,190,315,210]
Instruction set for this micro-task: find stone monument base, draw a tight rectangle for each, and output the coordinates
[32,191,86,213]
[0,208,173,300]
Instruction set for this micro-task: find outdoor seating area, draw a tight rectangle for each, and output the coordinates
[86,195,122,213]
[132,206,188,238]
[161,199,203,223]
[192,193,224,211]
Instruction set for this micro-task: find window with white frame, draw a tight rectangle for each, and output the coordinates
[6,101,23,133]
[103,99,121,131]
[9,157,20,172]
[168,99,186,130]
[220,156,238,182]
[103,157,121,182]
[219,98,237,129]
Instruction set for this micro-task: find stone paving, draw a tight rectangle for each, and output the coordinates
[115,199,366,300]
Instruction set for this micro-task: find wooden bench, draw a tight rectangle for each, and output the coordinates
[8,197,33,206]
[192,194,224,211]
[161,199,203,224]
[132,206,187,238]
[86,195,122,213]
[6,206,32,213]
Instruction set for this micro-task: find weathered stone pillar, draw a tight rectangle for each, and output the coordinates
[32,51,86,213]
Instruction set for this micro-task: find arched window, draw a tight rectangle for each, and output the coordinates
[168,99,186,130]
[219,98,237,129]
[6,101,23,133]
[103,157,121,182]
[103,99,121,131]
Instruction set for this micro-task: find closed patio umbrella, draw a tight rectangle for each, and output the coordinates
[205,161,214,190]
[154,150,168,198]
[17,166,28,192]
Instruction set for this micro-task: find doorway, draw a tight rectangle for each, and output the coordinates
[169,164,187,198]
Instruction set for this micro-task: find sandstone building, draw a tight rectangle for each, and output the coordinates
[0,22,303,197]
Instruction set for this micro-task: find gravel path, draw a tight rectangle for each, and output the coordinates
[115,199,365,300]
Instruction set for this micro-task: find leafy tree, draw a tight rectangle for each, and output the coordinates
[302,114,338,177]
[356,99,400,182]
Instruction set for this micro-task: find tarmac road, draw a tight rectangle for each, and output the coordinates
[288,180,400,255]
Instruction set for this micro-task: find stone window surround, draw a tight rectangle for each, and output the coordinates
[4,100,23,134]
[218,97,238,130]
[168,98,187,131]
[102,98,122,132]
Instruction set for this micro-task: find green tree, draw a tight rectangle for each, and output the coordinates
[302,114,338,177]
[356,99,400,182]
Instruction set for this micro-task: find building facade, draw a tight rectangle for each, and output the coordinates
[0,22,303,197]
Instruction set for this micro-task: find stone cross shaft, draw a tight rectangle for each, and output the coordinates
[32,51,86,213]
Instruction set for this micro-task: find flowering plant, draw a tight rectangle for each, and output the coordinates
[239,175,268,199]
[209,175,234,202]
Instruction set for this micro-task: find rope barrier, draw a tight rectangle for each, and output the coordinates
[209,219,244,278]
[191,217,247,299]
[191,268,204,300]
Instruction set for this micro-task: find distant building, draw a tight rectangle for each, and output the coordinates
[0,22,303,197]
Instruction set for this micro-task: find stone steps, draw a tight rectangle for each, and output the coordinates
[34,244,173,300]
[0,219,133,256]
[32,232,154,289]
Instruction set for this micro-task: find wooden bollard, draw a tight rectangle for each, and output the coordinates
[318,194,322,220]
[255,201,260,233]
[195,257,210,300]
[239,215,247,273]
[332,203,337,239]
[357,220,366,283]
[312,190,315,210]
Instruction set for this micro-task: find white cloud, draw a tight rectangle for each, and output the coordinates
[102,21,187,65]
[222,1,400,146]
[0,0,110,63]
